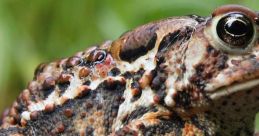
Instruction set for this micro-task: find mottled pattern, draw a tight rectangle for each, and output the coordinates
[0,5,259,136]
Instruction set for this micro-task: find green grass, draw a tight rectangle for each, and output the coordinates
[0,0,258,130]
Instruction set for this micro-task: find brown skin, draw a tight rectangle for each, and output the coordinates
[0,5,259,136]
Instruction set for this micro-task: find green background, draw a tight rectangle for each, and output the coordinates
[0,0,258,130]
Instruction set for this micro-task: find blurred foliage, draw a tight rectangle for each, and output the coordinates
[0,0,258,130]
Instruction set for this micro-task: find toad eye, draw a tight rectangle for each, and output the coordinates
[216,13,254,48]
[88,50,107,64]
[206,6,258,54]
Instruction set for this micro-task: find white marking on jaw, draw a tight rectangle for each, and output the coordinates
[209,78,259,100]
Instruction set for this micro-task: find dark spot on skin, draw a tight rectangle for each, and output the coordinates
[207,45,219,57]
[158,27,194,54]
[158,30,180,53]
[13,102,23,113]
[85,126,94,136]
[221,112,226,116]
[216,106,221,110]
[215,55,228,70]
[151,75,166,90]
[97,103,103,110]
[180,64,186,73]
[251,106,257,111]
[188,15,206,23]
[85,101,93,109]
[242,103,247,107]
[249,54,256,58]
[42,88,55,98]
[181,27,194,43]
[80,112,86,119]
[195,64,205,75]
[58,82,70,95]
[131,81,140,89]
[108,67,121,77]
[134,68,145,81]
[136,123,146,130]
[189,73,206,90]
[235,108,241,112]
[173,91,191,108]
[222,101,228,106]
[120,33,157,62]
[83,80,91,86]
[220,119,225,125]
[130,81,142,102]
[121,71,132,79]
[246,89,252,94]
[206,45,214,53]
[156,56,165,66]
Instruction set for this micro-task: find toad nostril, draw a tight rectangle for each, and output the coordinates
[87,49,107,65]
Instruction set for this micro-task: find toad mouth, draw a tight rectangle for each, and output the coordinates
[208,78,259,100]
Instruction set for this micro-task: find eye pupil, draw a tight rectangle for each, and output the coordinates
[216,13,254,48]
[225,19,248,36]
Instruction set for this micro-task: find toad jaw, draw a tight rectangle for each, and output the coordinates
[204,5,259,101]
